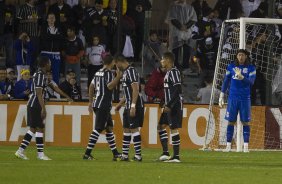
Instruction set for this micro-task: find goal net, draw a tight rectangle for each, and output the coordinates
[204,18,282,151]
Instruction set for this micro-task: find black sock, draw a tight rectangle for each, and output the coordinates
[132,132,142,157]
[85,130,100,156]
[19,130,34,151]
[122,133,131,157]
[171,133,180,160]
[36,132,44,155]
[106,132,119,156]
[158,129,169,155]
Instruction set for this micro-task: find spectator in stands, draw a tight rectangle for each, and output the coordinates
[241,0,262,17]
[17,0,41,68]
[145,65,166,103]
[85,35,105,87]
[140,77,147,102]
[143,30,166,77]
[83,0,107,46]
[14,32,34,81]
[40,12,64,84]
[191,0,211,21]
[72,0,88,36]
[14,69,32,100]
[0,66,13,100]
[195,37,217,73]
[166,0,197,71]
[126,0,152,62]
[6,68,16,95]
[0,0,16,68]
[48,0,73,36]
[45,71,72,101]
[215,0,244,19]
[249,2,268,18]
[59,69,82,101]
[104,0,118,54]
[62,26,84,85]
[196,75,219,104]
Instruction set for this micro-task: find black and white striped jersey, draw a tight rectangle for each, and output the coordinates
[121,66,144,109]
[91,68,114,109]
[27,70,47,108]
[17,3,39,37]
[164,67,182,105]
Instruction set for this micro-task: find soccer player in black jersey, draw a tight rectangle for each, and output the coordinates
[15,56,52,160]
[83,55,123,161]
[159,52,183,163]
[115,55,144,162]
[15,57,72,160]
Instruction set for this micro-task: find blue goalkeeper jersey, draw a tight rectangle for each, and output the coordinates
[221,62,256,100]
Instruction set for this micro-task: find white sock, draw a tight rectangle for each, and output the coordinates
[226,142,231,148]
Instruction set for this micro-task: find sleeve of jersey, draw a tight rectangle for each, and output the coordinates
[105,71,114,85]
[221,65,232,93]
[128,68,138,84]
[34,73,45,89]
[170,70,181,85]
[242,66,256,85]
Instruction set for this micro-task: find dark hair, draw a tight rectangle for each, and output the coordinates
[47,12,56,18]
[149,30,158,36]
[103,55,114,65]
[204,75,213,84]
[67,26,76,32]
[114,54,127,63]
[162,52,175,63]
[37,56,50,68]
[235,49,250,65]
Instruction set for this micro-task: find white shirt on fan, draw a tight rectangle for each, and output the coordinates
[86,45,105,66]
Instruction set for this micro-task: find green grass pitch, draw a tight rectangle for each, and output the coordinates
[1,146,282,184]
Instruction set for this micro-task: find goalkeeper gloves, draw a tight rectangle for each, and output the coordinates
[234,67,244,80]
[219,92,225,108]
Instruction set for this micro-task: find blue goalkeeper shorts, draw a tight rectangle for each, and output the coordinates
[225,98,251,122]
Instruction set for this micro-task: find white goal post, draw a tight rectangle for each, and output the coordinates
[204,17,282,152]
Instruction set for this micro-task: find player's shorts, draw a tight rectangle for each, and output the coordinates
[225,98,251,122]
[123,105,144,129]
[93,108,113,131]
[27,105,45,129]
[159,112,169,126]
[167,102,183,129]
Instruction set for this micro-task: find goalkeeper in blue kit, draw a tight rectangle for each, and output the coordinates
[219,49,256,152]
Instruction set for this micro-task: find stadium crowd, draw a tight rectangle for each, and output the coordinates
[0,0,281,104]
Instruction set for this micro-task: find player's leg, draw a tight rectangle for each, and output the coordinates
[120,109,131,161]
[105,114,121,161]
[224,99,239,152]
[36,127,51,160]
[157,112,170,161]
[83,108,104,160]
[131,105,144,162]
[164,104,182,163]
[15,107,36,160]
[240,99,251,153]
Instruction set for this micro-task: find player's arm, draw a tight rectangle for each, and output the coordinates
[242,66,256,85]
[219,65,232,108]
[88,80,95,113]
[48,82,72,102]
[107,68,122,90]
[115,97,125,111]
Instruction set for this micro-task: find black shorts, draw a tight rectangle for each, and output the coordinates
[27,105,44,129]
[123,106,144,129]
[167,103,183,129]
[159,112,169,126]
[93,108,113,131]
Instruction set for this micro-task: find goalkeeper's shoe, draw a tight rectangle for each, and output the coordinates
[15,150,29,160]
[223,143,231,152]
[163,157,181,163]
[83,154,95,160]
[158,154,170,161]
[37,154,52,161]
[244,143,249,153]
